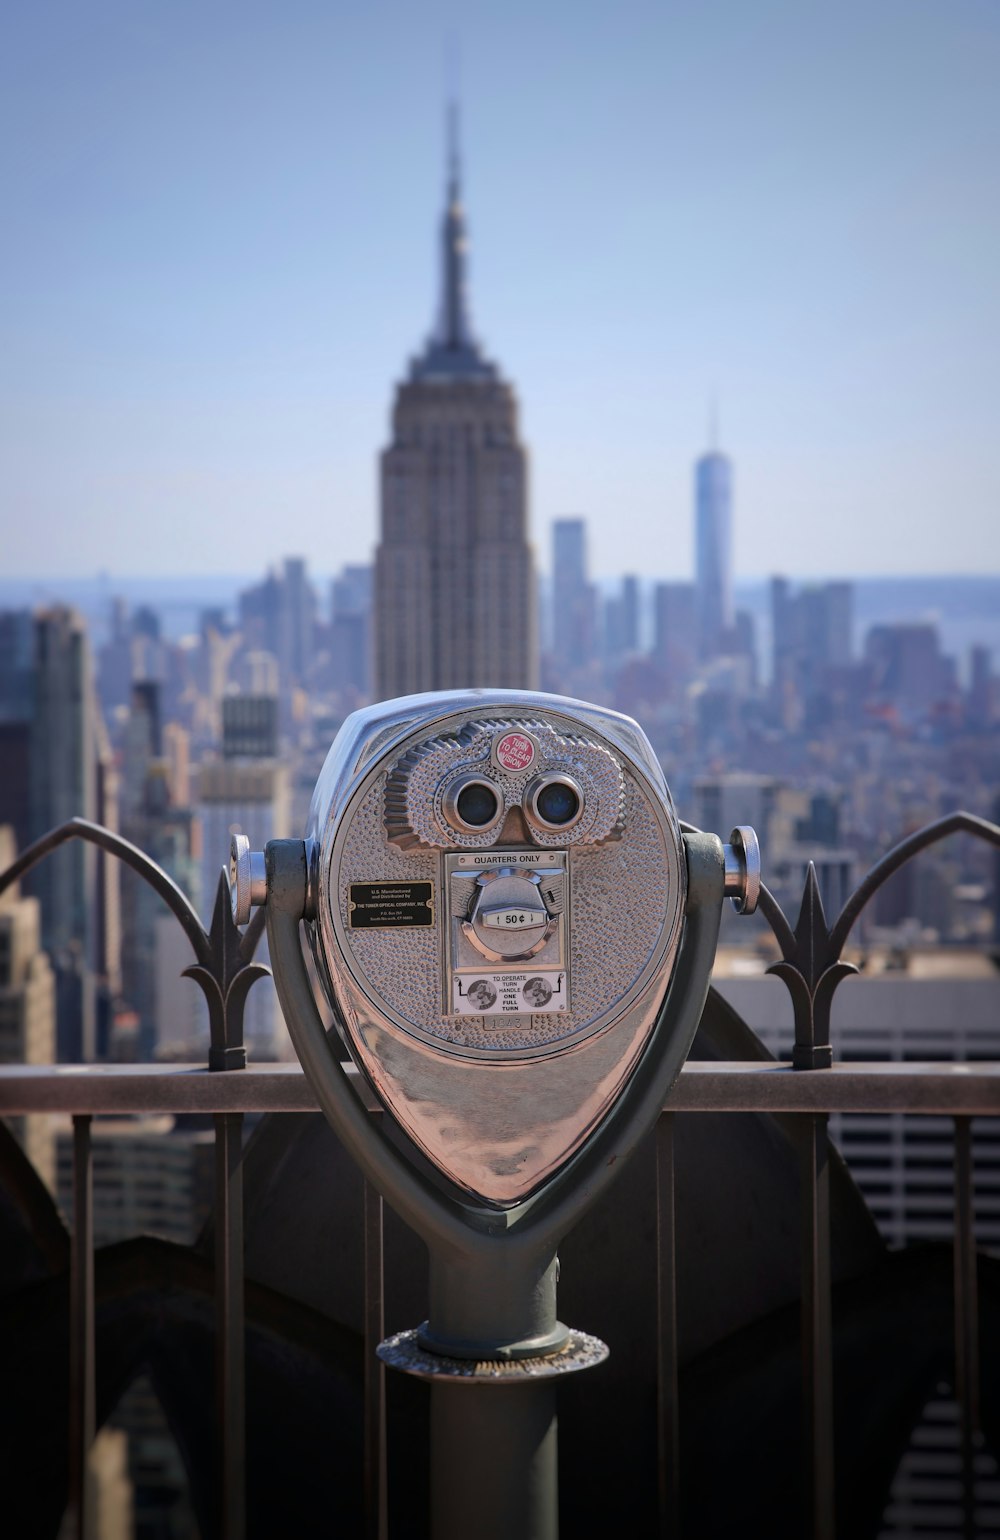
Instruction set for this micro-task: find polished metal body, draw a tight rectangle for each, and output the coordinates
[302,690,687,1206]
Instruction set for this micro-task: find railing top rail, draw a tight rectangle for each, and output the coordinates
[1,1060,997,1117]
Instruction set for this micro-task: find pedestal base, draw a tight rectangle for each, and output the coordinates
[376,1326,608,1382]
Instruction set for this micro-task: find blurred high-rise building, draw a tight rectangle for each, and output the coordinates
[0,826,56,1189]
[0,610,35,721]
[119,682,198,1060]
[29,609,97,963]
[694,448,733,660]
[220,695,278,760]
[0,607,113,1059]
[196,699,290,1057]
[278,557,316,688]
[0,611,34,857]
[602,574,640,675]
[772,578,853,689]
[693,773,780,852]
[374,112,536,699]
[330,564,373,698]
[969,644,995,728]
[652,582,697,695]
[238,557,317,700]
[550,518,598,684]
[864,622,956,718]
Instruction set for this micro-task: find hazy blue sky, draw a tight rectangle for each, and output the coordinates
[2,0,998,581]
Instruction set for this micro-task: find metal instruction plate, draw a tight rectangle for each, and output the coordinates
[451,969,568,1015]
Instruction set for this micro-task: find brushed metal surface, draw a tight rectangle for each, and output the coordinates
[383,716,625,851]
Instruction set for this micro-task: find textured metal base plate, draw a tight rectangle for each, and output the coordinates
[376,1327,609,1382]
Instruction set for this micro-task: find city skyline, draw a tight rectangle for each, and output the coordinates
[2,1,1000,581]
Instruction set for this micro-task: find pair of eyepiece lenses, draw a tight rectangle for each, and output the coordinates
[443,771,583,834]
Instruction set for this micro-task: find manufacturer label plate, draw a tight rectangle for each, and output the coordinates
[349,881,434,928]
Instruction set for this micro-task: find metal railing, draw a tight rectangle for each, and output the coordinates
[0,1061,996,1539]
[1,811,999,1538]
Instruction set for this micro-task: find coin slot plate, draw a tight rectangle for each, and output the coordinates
[444,848,570,1015]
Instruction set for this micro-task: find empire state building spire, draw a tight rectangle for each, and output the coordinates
[438,101,473,349]
[375,107,537,698]
[412,102,495,380]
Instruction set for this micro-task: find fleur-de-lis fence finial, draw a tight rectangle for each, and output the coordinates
[0,817,268,1069]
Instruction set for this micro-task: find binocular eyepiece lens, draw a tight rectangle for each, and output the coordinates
[456,781,500,828]
[443,774,504,833]
[527,774,584,831]
[536,781,580,826]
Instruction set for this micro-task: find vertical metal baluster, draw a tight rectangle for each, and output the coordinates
[800,1113,835,1540]
[363,1178,388,1540]
[214,1112,245,1540]
[656,1113,680,1535]
[68,1114,95,1540]
[953,1116,980,1540]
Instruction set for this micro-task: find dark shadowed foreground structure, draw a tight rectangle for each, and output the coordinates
[0,814,997,1538]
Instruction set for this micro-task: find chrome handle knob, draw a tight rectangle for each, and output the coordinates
[723,826,760,915]
[229,833,266,925]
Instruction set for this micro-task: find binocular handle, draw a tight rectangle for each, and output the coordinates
[724,825,761,914]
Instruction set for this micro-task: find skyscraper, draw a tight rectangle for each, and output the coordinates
[119,682,198,1060]
[694,448,733,660]
[329,564,373,698]
[0,825,56,1189]
[652,581,697,694]
[237,557,317,708]
[772,577,853,699]
[602,574,640,675]
[0,608,109,1060]
[29,609,98,962]
[374,111,536,699]
[551,518,597,679]
[197,702,290,1058]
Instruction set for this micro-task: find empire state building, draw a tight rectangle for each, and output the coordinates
[373,118,537,699]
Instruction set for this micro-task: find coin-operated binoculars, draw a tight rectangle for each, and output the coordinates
[230,690,759,1540]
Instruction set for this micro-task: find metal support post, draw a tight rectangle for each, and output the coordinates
[379,1244,602,1540]
[68,1114,95,1540]
[214,1111,245,1540]
[363,1180,388,1540]
[953,1116,980,1540]
[656,1113,680,1535]
[800,1113,835,1540]
[431,1381,558,1540]
[422,1247,565,1361]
